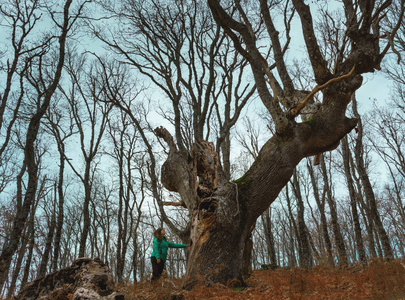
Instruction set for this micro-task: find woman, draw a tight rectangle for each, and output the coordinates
[150,228,187,281]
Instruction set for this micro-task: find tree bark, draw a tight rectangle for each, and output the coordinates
[352,95,394,259]
[320,156,348,266]
[262,208,278,269]
[161,117,356,286]
[37,199,56,278]
[79,159,92,258]
[341,136,367,265]
[116,131,125,283]
[6,161,27,297]
[291,170,313,269]
[307,161,334,266]
[52,149,65,272]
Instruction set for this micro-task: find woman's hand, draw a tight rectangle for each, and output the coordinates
[157,258,161,264]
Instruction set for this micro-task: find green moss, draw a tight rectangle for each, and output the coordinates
[233,287,246,292]
[302,116,314,124]
[233,174,252,191]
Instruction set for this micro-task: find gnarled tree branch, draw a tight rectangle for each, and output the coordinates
[289,66,356,117]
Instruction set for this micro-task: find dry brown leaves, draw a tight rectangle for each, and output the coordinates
[119,258,405,300]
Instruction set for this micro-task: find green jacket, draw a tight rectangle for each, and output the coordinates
[150,237,186,261]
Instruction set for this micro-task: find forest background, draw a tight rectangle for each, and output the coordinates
[0,0,405,297]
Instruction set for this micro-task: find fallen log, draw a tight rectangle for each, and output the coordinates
[15,257,124,300]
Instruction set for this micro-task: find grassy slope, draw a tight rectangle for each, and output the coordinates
[120,258,405,299]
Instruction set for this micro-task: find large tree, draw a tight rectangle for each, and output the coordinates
[153,0,404,286]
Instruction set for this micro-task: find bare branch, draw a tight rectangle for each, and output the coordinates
[260,0,294,92]
[289,65,356,117]
[154,126,178,154]
[163,201,187,208]
[292,0,332,83]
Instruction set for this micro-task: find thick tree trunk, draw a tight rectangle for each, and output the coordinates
[182,182,251,288]
[158,117,355,284]
[241,233,253,276]
[156,63,357,284]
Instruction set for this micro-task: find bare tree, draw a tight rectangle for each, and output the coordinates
[154,0,402,284]
[37,185,57,278]
[106,108,146,283]
[60,51,113,258]
[351,94,393,259]
[341,135,367,264]
[320,155,348,266]
[44,98,77,272]
[0,0,79,289]
[290,169,313,268]
[261,207,278,269]
[307,160,334,266]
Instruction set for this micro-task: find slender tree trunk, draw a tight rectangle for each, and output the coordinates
[355,160,393,258]
[320,156,348,266]
[116,138,124,283]
[7,230,28,297]
[352,95,393,259]
[52,150,65,272]
[341,136,367,265]
[360,204,378,257]
[306,223,320,264]
[307,161,334,266]
[285,185,299,268]
[37,196,56,278]
[7,162,27,297]
[79,160,92,258]
[132,235,138,282]
[292,170,313,269]
[20,229,35,289]
[288,219,297,267]
[262,208,278,269]
[352,162,377,258]
[374,228,384,257]
[242,231,253,276]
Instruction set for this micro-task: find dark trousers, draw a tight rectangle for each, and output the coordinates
[151,256,165,279]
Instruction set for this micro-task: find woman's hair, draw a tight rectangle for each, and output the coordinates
[154,227,163,242]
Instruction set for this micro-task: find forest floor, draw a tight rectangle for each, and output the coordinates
[119,258,405,299]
